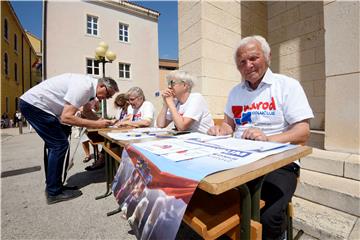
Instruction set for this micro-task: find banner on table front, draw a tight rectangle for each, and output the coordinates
[112,146,199,240]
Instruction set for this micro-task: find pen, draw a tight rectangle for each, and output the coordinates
[155,135,177,139]
[126,134,142,137]
[176,150,187,154]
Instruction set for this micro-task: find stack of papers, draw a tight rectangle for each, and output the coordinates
[209,138,289,152]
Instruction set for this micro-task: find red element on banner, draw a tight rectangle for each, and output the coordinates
[126,145,199,204]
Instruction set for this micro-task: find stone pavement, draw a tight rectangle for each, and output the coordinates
[1,127,136,239]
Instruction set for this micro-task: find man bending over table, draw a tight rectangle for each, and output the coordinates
[208,35,314,240]
[19,73,119,204]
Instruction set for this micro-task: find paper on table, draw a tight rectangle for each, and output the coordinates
[133,138,200,155]
[176,132,232,142]
[209,138,289,152]
[132,127,169,134]
[107,132,155,141]
[163,148,220,162]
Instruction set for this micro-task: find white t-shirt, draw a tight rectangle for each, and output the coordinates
[115,108,128,121]
[20,73,98,118]
[127,101,155,126]
[166,93,214,134]
[225,68,314,137]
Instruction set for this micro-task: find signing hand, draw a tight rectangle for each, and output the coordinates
[96,119,114,128]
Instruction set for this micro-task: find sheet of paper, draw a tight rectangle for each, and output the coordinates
[208,138,289,152]
[163,148,220,162]
[107,132,155,141]
[176,132,232,142]
[132,127,169,134]
[133,138,200,155]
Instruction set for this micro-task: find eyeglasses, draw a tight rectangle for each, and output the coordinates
[168,80,183,88]
[129,96,139,102]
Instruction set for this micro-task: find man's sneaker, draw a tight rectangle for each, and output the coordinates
[46,189,82,205]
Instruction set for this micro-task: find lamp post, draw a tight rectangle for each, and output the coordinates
[95,41,116,118]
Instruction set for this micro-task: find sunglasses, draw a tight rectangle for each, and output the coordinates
[168,80,183,88]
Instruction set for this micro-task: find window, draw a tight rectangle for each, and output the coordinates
[86,58,100,76]
[119,23,129,42]
[4,19,8,40]
[14,34,17,51]
[4,53,8,76]
[14,63,18,82]
[119,63,130,79]
[86,15,98,36]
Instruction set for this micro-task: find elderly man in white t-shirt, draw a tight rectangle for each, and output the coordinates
[19,73,119,204]
[208,36,314,240]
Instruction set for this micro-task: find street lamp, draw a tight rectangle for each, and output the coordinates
[95,41,116,118]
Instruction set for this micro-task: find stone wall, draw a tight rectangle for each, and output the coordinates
[267,1,325,131]
[179,1,267,119]
[324,1,360,154]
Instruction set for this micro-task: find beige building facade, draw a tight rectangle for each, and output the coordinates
[44,0,160,117]
[159,59,178,91]
[179,1,359,154]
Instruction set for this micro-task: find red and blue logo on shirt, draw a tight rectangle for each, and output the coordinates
[232,97,277,125]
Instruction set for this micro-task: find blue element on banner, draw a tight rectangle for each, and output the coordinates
[222,149,251,158]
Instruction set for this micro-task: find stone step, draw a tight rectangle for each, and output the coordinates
[292,197,358,240]
[295,169,360,217]
[301,148,360,181]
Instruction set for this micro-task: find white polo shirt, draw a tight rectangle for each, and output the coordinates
[20,73,98,118]
[225,68,314,137]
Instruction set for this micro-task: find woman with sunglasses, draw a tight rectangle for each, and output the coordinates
[156,70,214,133]
[116,87,155,127]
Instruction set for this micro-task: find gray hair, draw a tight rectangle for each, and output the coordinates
[166,70,195,92]
[127,87,145,101]
[98,77,119,92]
[234,35,271,65]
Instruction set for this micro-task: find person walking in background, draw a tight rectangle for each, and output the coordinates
[1,112,10,128]
[115,87,154,128]
[15,110,22,127]
[19,73,119,204]
[208,35,314,240]
[156,70,214,133]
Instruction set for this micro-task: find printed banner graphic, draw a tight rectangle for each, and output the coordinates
[112,146,199,240]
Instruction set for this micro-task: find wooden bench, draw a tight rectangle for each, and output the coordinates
[183,188,263,240]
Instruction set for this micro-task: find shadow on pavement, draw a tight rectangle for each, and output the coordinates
[66,167,106,189]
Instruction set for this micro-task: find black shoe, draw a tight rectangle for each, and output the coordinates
[46,189,82,205]
[85,161,105,171]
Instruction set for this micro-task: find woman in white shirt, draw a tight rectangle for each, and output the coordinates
[116,87,155,128]
[156,70,214,134]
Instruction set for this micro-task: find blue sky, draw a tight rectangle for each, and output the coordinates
[10,0,178,60]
